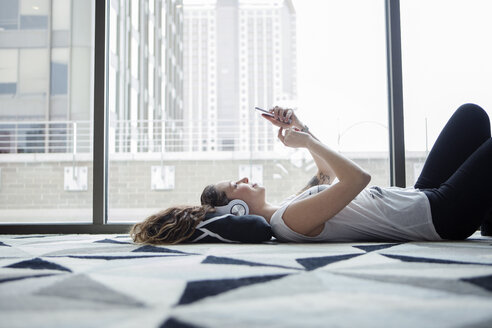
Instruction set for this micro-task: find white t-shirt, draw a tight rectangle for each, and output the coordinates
[270,185,442,242]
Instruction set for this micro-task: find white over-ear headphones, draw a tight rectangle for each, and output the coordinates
[215,199,249,216]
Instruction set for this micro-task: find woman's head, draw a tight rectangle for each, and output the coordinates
[210,177,266,214]
[200,183,230,207]
[130,177,265,245]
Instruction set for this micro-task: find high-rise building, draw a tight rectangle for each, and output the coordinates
[181,0,217,152]
[237,0,297,153]
[108,0,184,154]
[182,0,297,153]
[162,0,185,152]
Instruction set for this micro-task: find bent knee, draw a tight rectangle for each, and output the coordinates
[458,103,489,121]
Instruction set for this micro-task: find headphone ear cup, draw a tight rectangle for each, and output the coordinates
[229,199,248,216]
[231,203,246,216]
[215,199,249,216]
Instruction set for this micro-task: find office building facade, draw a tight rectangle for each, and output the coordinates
[182,0,297,153]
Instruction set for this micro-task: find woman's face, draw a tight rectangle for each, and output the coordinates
[215,177,266,213]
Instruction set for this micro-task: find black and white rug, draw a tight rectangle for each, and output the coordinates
[1,233,492,328]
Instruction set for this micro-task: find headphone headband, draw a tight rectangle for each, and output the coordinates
[215,199,249,216]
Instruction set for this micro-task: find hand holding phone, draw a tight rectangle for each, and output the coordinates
[255,107,292,124]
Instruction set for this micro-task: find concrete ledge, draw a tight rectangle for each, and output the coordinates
[0,151,429,162]
[0,208,160,223]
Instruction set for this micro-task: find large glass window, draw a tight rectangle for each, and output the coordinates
[0,0,394,227]
[0,0,94,223]
[294,0,389,187]
[107,0,389,223]
[401,0,492,186]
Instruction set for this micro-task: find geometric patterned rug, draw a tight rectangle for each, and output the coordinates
[1,232,492,328]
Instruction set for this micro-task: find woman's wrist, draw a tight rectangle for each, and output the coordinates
[295,120,307,131]
[305,134,318,149]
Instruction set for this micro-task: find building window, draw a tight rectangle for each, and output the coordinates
[51,48,69,95]
[0,49,18,94]
[20,0,49,29]
[19,48,49,94]
[0,0,19,30]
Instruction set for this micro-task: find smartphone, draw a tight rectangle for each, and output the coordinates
[254,107,292,124]
[255,107,274,117]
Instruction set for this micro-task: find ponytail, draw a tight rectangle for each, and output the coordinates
[130,205,213,245]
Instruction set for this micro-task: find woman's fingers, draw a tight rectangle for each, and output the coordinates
[273,106,280,121]
[269,106,292,124]
[263,112,291,128]
[286,109,292,122]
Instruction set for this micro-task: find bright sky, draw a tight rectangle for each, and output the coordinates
[291,0,492,152]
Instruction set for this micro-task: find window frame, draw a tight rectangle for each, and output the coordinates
[0,0,405,234]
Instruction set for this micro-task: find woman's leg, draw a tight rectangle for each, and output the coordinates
[423,138,492,239]
[415,104,492,239]
[415,103,491,190]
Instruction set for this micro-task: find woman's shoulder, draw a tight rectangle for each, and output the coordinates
[271,185,330,229]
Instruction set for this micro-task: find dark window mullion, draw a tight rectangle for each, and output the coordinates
[385,0,406,187]
[93,0,108,225]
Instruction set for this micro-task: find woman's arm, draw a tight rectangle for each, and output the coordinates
[297,137,336,194]
[277,127,371,236]
[262,107,337,192]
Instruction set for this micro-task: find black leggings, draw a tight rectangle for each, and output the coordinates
[415,103,492,240]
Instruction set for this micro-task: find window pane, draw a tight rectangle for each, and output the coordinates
[108,0,389,223]
[20,0,49,29]
[401,0,492,186]
[51,48,68,95]
[0,0,19,30]
[19,48,48,94]
[52,0,70,30]
[20,0,49,15]
[0,0,94,223]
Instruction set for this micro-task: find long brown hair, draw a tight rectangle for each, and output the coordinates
[130,184,230,245]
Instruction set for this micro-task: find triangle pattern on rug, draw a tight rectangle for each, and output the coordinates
[132,245,195,255]
[177,274,288,305]
[93,238,132,245]
[461,274,492,292]
[381,254,492,266]
[13,235,48,239]
[296,253,361,271]
[63,255,174,261]
[353,243,400,253]
[333,272,492,297]
[5,257,72,272]
[35,274,146,307]
[201,255,300,270]
[0,273,59,284]
[160,317,202,328]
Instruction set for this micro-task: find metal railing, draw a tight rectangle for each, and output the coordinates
[0,121,92,154]
[0,119,278,154]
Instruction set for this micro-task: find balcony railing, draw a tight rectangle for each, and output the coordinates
[0,119,277,154]
[0,121,92,154]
